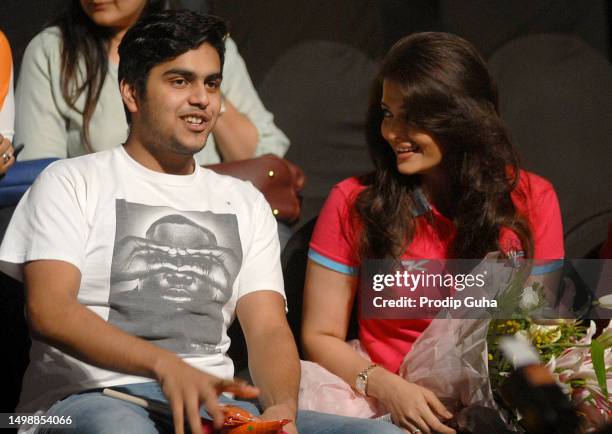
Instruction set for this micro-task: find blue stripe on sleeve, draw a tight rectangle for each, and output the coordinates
[308,248,358,276]
[531,259,564,275]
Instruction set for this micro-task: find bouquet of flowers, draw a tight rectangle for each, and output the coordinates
[488,314,612,430]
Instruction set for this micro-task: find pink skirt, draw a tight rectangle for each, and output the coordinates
[298,340,388,418]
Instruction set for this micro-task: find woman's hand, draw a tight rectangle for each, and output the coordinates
[0,134,15,176]
[368,368,456,434]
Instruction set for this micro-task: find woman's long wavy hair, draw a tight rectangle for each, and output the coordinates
[51,0,168,151]
[355,32,533,260]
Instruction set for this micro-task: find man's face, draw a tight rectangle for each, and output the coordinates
[139,220,237,309]
[131,43,223,156]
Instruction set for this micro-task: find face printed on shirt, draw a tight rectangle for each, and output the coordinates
[135,215,238,308]
[109,200,242,354]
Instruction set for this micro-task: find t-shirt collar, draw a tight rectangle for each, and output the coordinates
[117,145,200,186]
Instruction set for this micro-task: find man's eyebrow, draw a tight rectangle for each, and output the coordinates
[162,69,222,82]
[205,72,223,82]
[162,68,196,80]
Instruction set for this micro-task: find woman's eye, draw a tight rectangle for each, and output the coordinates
[381,108,392,118]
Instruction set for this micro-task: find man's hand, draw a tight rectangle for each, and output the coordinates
[0,134,15,176]
[153,353,259,434]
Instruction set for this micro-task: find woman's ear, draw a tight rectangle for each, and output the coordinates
[120,80,139,116]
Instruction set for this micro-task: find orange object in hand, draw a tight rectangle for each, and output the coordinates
[201,404,290,434]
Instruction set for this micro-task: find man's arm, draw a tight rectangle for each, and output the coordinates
[25,259,258,434]
[236,290,299,433]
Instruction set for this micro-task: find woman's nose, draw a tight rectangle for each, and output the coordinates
[384,121,402,143]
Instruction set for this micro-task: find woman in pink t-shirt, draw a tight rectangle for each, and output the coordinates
[300,32,563,434]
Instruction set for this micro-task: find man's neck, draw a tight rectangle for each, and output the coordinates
[123,139,196,176]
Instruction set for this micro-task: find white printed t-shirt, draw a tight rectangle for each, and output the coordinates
[0,145,284,415]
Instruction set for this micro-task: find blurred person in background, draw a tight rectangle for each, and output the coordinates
[0,30,16,177]
[15,0,289,165]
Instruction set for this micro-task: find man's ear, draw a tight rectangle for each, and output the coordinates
[120,79,139,115]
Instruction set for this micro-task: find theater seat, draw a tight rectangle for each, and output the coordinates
[0,158,56,412]
[488,34,612,257]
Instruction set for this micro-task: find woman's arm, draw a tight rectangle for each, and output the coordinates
[15,29,69,160]
[211,97,258,161]
[302,260,455,434]
[301,260,371,383]
[214,37,289,161]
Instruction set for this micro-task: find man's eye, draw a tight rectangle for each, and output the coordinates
[172,79,188,87]
[381,108,392,118]
[206,80,221,90]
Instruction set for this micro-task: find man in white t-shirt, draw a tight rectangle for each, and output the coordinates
[0,9,408,434]
[0,10,297,434]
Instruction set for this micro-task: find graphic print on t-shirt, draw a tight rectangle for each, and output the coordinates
[108,199,243,355]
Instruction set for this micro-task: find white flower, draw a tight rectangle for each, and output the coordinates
[519,286,540,311]
[529,324,562,343]
[514,329,530,341]
[596,294,612,309]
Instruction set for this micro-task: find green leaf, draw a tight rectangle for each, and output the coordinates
[596,329,612,348]
[591,340,609,399]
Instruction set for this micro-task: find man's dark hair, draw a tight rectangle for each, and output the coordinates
[118,9,227,121]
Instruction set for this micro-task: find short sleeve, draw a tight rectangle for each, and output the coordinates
[236,192,285,302]
[530,182,564,260]
[0,163,87,280]
[504,172,564,275]
[15,29,69,160]
[308,182,360,275]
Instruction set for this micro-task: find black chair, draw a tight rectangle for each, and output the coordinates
[0,271,30,413]
[488,34,612,257]
[227,217,318,379]
[281,216,360,354]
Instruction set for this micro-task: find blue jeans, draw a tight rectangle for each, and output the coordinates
[36,381,404,434]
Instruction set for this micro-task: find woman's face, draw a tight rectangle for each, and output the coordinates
[79,0,147,32]
[380,79,443,176]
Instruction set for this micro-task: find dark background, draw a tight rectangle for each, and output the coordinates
[1,0,611,257]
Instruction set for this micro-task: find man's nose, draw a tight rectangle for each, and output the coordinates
[188,83,209,108]
[166,272,194,286]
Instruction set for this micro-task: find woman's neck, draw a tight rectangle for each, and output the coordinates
[107,29,127,65]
